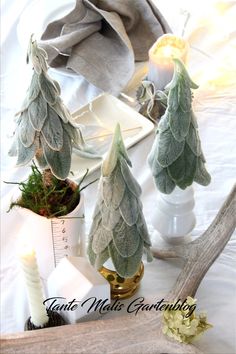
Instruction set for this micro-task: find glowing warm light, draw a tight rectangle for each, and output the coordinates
[148,34,189,89]
[150,34,188,64]
[163,45,175,58]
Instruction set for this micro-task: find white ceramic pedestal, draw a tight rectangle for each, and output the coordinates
[17,194,85,280]
[47,257,110,323]
[151,186,196,244]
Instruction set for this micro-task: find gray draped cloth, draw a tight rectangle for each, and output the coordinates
[40,0,171,94]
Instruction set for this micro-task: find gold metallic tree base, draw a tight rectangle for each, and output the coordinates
[99,262,144,299]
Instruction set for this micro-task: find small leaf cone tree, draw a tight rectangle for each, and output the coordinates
[148,58,211,194]
[88,124,153,278]
[9,36,90,181]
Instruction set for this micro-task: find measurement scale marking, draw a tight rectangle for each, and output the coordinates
[51,219,70,266]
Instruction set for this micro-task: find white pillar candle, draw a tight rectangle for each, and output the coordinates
[19,236,48,327]
[148,34,189,90]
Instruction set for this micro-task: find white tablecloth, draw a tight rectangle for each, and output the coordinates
[1,1,236,353]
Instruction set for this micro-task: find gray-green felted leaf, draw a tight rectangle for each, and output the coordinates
[137,214,151,246]
[108,239,143,278]
[153,164,176,194]
[173,59,199,90]
[29,38,48,73]
[87,235,96,266]
[31,56,42,75]
[147,134,159,171]
[35,152,48,169]
[158,113,169,133]
[42,106,63,151]
[89,210,102,235]
[144,246,153,262]
[51,99,70,123]
[112,219,140,257]
[28,71,40,102]
[39,72,57,105]
[36,46,48,72]
[18,110,35,148]
[16,139,36,166]
[200,152,206,163]
[72,124,87,148]
[117,134,132,168]
[15,97,28,117]
[94,247,110,270]
[92,226,113,254]
[165,67,180,90]
[102,127,120,176]
[72,125,100,158]
[191,112,198,128]
[41,131,71,179]
[151,157,176,193]
[157,127,185,167]
[28,93,47,131]
[52,79,61,95]
[167,86,179,113]
[100,203,121,231]
[120,158,142,197]
[62,121,78,144]
[178,80,192,112]
[119,188,139,226]
[169,107,191,142]
[102,123,131,176]
[102,165,125,209]
[186,123,201,156]
[8,135,18,156]
[194,157,211,186]
[168,143,197,188]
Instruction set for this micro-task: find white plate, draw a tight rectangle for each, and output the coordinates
[70,93,154,180]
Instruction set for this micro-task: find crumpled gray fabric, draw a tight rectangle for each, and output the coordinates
[40,0,171,94]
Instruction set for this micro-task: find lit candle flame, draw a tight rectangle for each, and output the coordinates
[148,34,189,89]
[162,45,174,58]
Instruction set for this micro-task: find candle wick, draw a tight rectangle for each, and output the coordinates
[181,11,191,37]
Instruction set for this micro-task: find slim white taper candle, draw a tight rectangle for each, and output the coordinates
[19,237,48,327]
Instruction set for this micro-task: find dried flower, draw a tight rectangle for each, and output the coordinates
[162,296,213,344]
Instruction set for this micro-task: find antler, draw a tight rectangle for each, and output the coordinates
[1,185,235,354]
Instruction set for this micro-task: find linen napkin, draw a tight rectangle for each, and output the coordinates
[40,0,171,94]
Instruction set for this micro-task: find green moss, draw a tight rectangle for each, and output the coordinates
[7,164,94,218]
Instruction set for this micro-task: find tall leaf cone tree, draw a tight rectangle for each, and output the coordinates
[148,58,211,194]
[87,124,153,278]
[9,36,95,184]
[8,36,99,217]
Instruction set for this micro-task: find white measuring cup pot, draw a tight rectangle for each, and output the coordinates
[17,193,85,281]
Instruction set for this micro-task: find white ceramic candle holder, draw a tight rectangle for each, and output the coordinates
[47,257,110,324]
[152,186,196,244]
[17,194,85,281]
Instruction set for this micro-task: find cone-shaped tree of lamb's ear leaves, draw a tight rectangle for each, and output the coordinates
[88,123,153,278]
[8,36,97,180]
[148,58,211,193]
